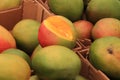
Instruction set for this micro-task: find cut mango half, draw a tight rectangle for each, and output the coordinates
[44,16,73,40]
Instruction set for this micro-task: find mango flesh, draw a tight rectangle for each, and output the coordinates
[75,75,88,80]
[44,16,73,40]
[31,44,42,59]
[38,15,77,49]
[0,25,16,53]
[86,0,120,23]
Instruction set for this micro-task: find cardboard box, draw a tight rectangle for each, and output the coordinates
[0,0,110,80]
[23,0,53,22]
[0,0,51,30]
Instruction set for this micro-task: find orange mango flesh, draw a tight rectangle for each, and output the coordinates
[44,16,73,40]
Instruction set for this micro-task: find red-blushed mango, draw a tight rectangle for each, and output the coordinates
[0,25,16,53]
[73,20,93,39]
[92,18,120,40]
[38,15,77,49]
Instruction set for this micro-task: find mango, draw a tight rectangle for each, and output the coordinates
[32,45,81,80]
[86,0,120,23]
[48,0,84,22]
[0,25,16,53]
[38,15,77,49]
[11,19,40,55]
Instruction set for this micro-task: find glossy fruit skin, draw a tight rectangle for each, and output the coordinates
[75,75,87,80]
[73,20,93,39]
[92,18,120,40]
[0,0,22,11]
[48,0,84,22]
[38,15,77,49]
[86,0,120,23]
[31,44,42,59]
[0,25,16,53]
[1,48,32,68]
[89,36,120,79]
[32,45,81,80]
[12,19,40,55]
[0,54,31,80]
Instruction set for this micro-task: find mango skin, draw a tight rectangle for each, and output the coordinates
[32,45,81,80]
[0,0,22,11]
[1,48,32,68]
[86,0,120,23]
[0,25,16,53]
[89,37,120,79]
[73,20,93,39]
[0,54,31,80]
[48,0,84,22]
[92,18,120,40]
[12,19,40,54]
[38,15,77,49]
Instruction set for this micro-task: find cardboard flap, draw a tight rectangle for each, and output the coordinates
[0,6,22,30]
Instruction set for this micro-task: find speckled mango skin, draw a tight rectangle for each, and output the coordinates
[89,37,120,79]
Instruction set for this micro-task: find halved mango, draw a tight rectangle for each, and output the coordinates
[38,15,77,49]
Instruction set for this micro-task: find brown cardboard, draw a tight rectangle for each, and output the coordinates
[23,0,53,22]
[0,0,52,30]
[23,0,41,21]
[0,6,22,30]
[0,0,44,30]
